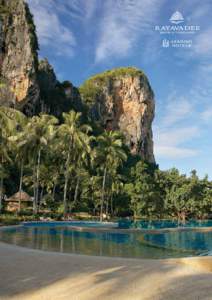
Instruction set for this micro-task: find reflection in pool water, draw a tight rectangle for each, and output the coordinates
[118,219,212,229]
[0,224,212,259]
[143,231,212,255]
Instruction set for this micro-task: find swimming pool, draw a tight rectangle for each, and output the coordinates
[22,221,118,228]
[0,221,212,259]
[118,219,212,229]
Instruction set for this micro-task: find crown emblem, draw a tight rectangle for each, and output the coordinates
[170,11,184,24]
[162,39,169,48]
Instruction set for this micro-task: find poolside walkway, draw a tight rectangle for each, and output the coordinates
[0,242,212,300]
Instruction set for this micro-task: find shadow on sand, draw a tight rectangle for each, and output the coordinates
[0,242,212,299]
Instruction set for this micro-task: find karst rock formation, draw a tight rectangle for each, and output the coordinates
[0,0,155,162]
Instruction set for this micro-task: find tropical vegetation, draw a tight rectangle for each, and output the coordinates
[0,106,212,222]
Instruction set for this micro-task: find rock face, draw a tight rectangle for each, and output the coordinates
[0,0,39,115]
[80,68,155,162]
[0,0,82,117]
[0,1,155,162]
[38,59,83,117]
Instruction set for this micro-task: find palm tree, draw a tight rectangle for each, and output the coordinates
[0,132,10,212]
[0,107,26,212]
[9,118,28,212]
[17,114,58,213]
[110,173,124,216]
[95,131,127,221]
[57,111,92,216]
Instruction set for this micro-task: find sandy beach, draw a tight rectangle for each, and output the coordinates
[0,241,212,300]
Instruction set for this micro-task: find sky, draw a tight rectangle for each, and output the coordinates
[26,0,212,179]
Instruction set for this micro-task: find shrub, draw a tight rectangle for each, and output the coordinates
[0,215,20,226]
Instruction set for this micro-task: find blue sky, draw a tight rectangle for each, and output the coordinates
[27,0,212,179]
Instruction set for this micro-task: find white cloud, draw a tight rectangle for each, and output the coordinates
[154,51,212,160]
[201,108,212,122]
[58,0,98,21]
[154,126,200,159]
[199,64,212,73]
[155,146,198,159]
[154,126,199,146]
[154,88,201,160]
[82,0,98,20]
[193,28,212,57]
[162,94,193,127]
[27,0,76,57]
[189,3,211,20]
[95,0,164,62]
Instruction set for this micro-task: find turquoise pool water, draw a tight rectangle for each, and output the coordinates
[0,222,212,259]
[23,221,118,228]
[118,219,212,229]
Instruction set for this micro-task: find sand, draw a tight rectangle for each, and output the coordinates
[0,241,212,300]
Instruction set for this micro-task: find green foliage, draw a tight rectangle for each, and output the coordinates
[0,5,10,15]
[0,107,212,221]
[124,161,160,218]
[163,170,212,220]
[0,107,26,212]
[94,131,127,220]
[40,194,59,212]
[0,213,52,225]
[0,83,6,89]
[82,67,145,84]
[79,80,102,107]
[24,3,39,69]
[79,67,147,106]
[38,76,83,117]
[0,214,20,225]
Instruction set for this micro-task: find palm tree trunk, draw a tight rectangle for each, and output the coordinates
[91,183,95,216]
[18,160,24,212]
[72,176,80,211]
[33,165,36,214]
[52,183,56,202]
[110,193,113,216]
[39,187,44,211]
[63,151,70,216]
[0,174,3,213]
[100,167,107,222]
[63,177,69,216]
[0,153,4,213]
[34,149,41,214]
[106,198,109,218]
[133,201,137,220]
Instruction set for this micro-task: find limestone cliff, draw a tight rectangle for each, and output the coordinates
[0,0,82,117]
[0,1,155,162]
[0,0,39,115]
[80,67,155,162]
[38,59,83,117]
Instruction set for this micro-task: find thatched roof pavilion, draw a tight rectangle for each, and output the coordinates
[5,191,33,212]
[6,191,32,202]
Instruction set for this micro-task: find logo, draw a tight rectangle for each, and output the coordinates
[154,11,200,49]
[154,11,200,34]
[169,11,184,24]
[162,39,169,48]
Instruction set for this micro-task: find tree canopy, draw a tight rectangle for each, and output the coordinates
[0,106,211,221]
